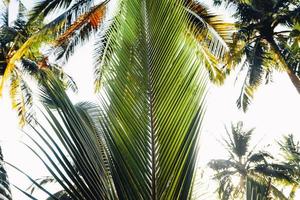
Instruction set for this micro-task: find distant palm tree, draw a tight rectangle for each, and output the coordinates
[208,122,287,200]
[262,135,300,200]
[213,0,300,111]
[0,146,12,200]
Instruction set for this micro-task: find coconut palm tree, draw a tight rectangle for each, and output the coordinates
[208,122,287,200]
[1,0,233,126]
[0,1,77,126]
[0,146,12,200]
[213,0,300,111]
[261,135,300,199]
[16,0,211,199]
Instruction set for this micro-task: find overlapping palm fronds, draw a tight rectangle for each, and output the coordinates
[208,122,287,200]
[19,0,210,199]
[28,0,233,90]
[0,1,77,126]
[261,135,300,200]
[213,0,300,111]
[183,0,235,85]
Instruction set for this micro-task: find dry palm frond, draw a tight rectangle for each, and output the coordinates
[55,2,107,47]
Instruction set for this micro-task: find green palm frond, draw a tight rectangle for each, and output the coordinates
[98,0,207,198]
[185,0,234,45]
[29,74,115,200]
[22,0,209,199]
[184,0,235,84]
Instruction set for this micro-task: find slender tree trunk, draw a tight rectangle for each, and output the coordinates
[267,37,300,94]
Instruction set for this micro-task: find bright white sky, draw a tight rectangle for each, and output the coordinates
[1,0,300,199]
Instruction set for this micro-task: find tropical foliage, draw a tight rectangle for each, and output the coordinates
[0,0,299,199]
[16,0,215,198]
[26,0,234,86]
[208,122,287,200]
[261,135,300,200]
[213,0,300,111]
[0,0,234,126]
[0,1,76,126]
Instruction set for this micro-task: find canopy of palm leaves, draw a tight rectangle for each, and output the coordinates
[260,135,300,199]
[208,122,286,200]
[0,0,234,126]
[18,0,213,199]
[27,0,234,87]
[213,0,300,111]
[0,1,77,126]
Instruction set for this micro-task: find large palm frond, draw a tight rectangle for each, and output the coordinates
[29,0,232,87]
[23,0,208,199]
[27,74,115,200]
[96,0,207,198]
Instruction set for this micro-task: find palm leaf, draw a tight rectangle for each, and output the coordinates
[28,73,116,200]
[246,177,268,200]
[97,0,208,199]
[53,1,108,63]
[26,0,209,199]
[29,0,74,21]
[184,0,234,84]
[55,2,107,46]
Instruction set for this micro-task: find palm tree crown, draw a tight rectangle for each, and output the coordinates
[208,122,281,199]
[213,0,300,111]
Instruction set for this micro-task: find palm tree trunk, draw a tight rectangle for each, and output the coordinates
[267,37,300,94]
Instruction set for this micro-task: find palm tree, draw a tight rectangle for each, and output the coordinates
[0,1,77,126]
[208,122,286,200]
[0,0,234,126]
[213,0,300,111]
[262,135,300,199]
[16,0,213,199]
[0,146,12,200]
